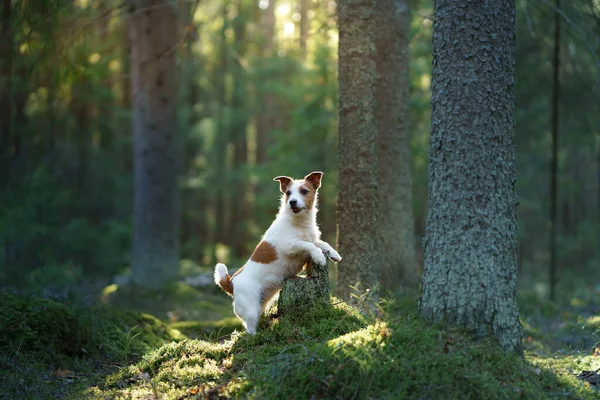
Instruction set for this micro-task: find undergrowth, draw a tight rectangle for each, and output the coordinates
[2,287,599,399]
[84,297,598,400]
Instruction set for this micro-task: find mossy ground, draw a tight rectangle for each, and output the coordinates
[1,283,599,399]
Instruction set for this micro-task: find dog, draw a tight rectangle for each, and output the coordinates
[214,171,341,334]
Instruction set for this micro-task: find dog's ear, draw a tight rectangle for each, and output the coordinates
[304,171,323,189]
[273,176,293,193]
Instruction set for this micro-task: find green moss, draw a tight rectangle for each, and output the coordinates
[0,293,90,361]
[82,297,599,400]
[5,291,599,400]
[102,282,235,322]
[0,293,184,363]
[90,306,185,360]
[171,316,242,339]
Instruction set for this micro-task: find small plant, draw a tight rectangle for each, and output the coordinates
[104,324,141,364]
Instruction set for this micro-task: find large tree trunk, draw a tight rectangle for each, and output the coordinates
[335,0,379,301]
[129,0,180,288]
[375,0,418,292]
[418,0,522,353]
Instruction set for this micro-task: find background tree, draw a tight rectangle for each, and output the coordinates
[549,0,560,301]
[0,0,598,318]
[129,0,181,288]
[375,0,418,292]
[335,0,380,301]
[418,0,522,353]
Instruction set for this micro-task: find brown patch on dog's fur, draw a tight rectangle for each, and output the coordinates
[219,275,234,296]
[218,265,246,297]
[273,176,293,193]
[250,241,278,264]
[300,183,317,209]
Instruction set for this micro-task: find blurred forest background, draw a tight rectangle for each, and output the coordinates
[1,0,599,299]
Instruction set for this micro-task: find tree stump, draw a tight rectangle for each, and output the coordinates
[278,261,330,315]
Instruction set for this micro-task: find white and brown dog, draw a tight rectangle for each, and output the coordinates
[214,171,341,334]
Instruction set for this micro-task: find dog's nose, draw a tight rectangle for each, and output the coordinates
[289,200,297,207]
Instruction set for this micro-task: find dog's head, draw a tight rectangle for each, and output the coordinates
[273,171,323,215]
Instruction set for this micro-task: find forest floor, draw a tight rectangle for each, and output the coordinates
[1,273,599,399]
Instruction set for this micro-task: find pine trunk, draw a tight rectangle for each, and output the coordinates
[0,0,14,189]
[418,0,522,353]
[335,0,379,301]
[230,0,249,258]
[129,0,180,288]
[375,0,418,292]
[299,0,309,59]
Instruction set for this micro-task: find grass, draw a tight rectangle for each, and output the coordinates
[1,283,599,399]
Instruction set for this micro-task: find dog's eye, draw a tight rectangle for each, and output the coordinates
[286,190,291,196]
[300,188,309,195]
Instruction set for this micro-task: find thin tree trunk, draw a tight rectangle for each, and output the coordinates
[549,0,560,301]
[214,4,229,247]
[230,0,250,258]
[0,0,14,189]
[129,0,180,288]
[299,0,309,59]
[418,0,522,353]
[256,0,275,165]
[375,0,418,292]
[335,0,379,302]
[98,0,113,151]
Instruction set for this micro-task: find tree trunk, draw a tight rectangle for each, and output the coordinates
[0,0,14,189]
[335,0,379,302]
[230,0,250,258]
[214,4,229,248]
[129,0,180,288]
[299,0,309,59]
[375,0,418,293]
[418,0,522,353]
[278,261,330,315]
[256,0,275,165]
[549,0,560,301]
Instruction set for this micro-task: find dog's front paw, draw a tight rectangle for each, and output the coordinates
[313,251,327,266]
[328,249,342,262]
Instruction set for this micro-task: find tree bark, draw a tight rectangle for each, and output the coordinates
[278,261,330,315]
[299,0,309,59]
[256,0,275,165]
[335,0,379,301]
[375,0,418,292]
[549,0,560,301]
[129,0,180,288]
[0,0,14,189]
[418,0,522,353]
[214,4,229,247]
[230,0,250,258]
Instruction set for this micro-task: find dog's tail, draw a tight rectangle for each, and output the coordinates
[214,263,234,297]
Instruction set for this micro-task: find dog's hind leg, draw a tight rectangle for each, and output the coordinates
[233,292,261,335]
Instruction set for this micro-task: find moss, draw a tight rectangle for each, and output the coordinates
[102,282,235,322]
[82,297,599,400]
[89,306,185,359]
[5,291,599,399]
[171,316,242,339]
[0,293,184,364]
[0,293,90,361]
